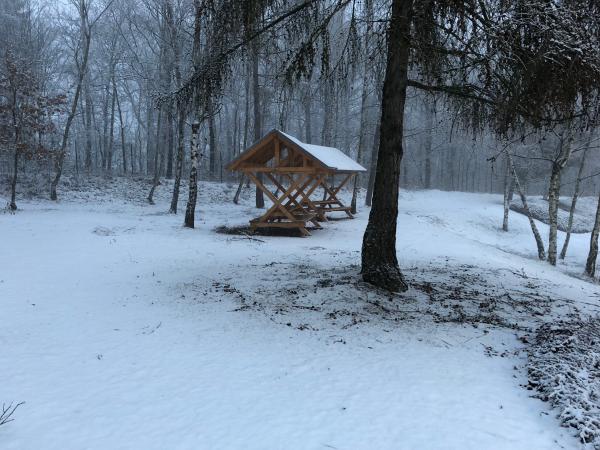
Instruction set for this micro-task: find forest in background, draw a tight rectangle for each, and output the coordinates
[2,0,600,289]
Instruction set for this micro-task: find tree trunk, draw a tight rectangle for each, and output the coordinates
[560,137,591,259]
[84,71,93,172]
[509,153,546,260]
[100,82,109,170]
[351,1,373,215]
[9,127,19,211]
[208,96,217,177]
[303,84,312,142]
[106,79,116,174]
[547,129,573,265]
[166,107,174,178]
[251,40,264,208]
[361,0,412,292]
[167,0,185,213]
[585,192,600,277]
[365,113,381,207]
[423,97,434,189]
[547,163,562,265]
[50,3,91,201]
[233,175,245,204]
[145,85,154,175]
[114,76,127,175]
[147,106,164,204]
[243,59,250,151]
[321,77,334,146]
[170,107,185,213]
[184,121,201,228]
[502,155,511,231]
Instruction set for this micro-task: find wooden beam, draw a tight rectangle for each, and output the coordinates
[247,172,308,225]
[228,132,276,171]
[241,166,323,173]
[246,171,300,224]
[318,173,356,219]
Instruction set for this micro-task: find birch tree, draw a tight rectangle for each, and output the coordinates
[585,193,600,278]
[560,133,593,259]
[184,121,200,228]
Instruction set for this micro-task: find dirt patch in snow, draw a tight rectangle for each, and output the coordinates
[209,261,580,334]
[214,224,310,238]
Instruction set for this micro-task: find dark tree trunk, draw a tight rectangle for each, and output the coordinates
[170,106,186,213]
[147,109,163,204]
[303,84,312,142]
[184,121,201,228]
[351,0,373,215]
[107,77,116,174]
[585,192,600,277]
[365,114,381,207]
[100,82,109,171]
[9,86,19,211]
[84,72,93,172]
[50,5,91,201]
[114,77,127,174]
[167,0,185,213]
[243,59,250,151]
[423,97,434,189]
[233,175,245,204]
[208,97,217,177]
[166,108,174,178]
[321,77,334,146]
[361,0,412,292]
[145,86,154,175]
[251,41,264,208]
[9,128,19,211]
[502,155,512,231]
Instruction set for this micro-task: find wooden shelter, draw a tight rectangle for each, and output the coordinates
[227,129,366,236]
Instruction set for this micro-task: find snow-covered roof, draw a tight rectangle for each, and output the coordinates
[227,129,367,173]
[277,130,366,172]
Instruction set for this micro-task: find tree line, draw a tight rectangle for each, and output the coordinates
[2,0,600,290]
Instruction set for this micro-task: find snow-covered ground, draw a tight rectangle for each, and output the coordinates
[511,195,597,233]
[1,178,599,450]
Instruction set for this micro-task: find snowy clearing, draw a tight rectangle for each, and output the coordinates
[1,178,599,450]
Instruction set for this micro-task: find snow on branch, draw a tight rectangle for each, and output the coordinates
[528,318,600,448]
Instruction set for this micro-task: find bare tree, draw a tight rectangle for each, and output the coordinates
[560,133,593,259]
[351,0,373,214]
[586,192,600,278]
[547,125,574,265]
[508,151,546,260]
[50,0,112,201]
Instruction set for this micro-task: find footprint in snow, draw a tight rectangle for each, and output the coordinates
[92,226,115,236]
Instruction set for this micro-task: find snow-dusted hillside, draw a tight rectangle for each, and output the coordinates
[1,179,598,450]
[511,196,597,233]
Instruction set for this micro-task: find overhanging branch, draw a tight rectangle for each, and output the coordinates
[407,79,495,106]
